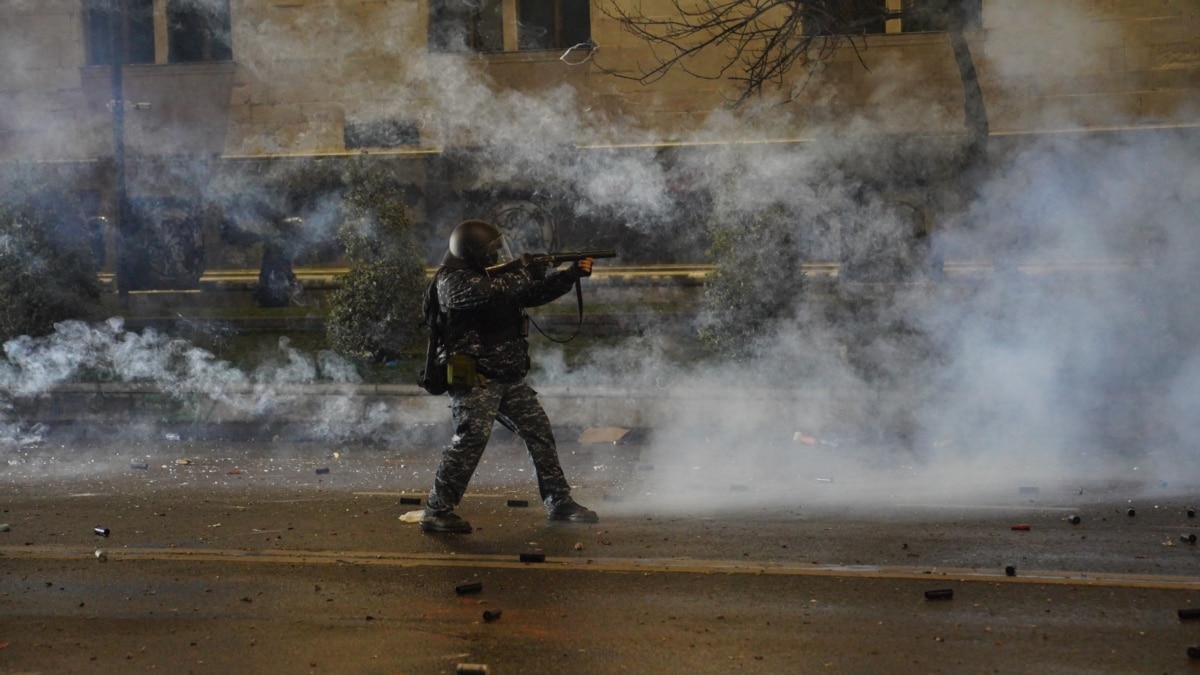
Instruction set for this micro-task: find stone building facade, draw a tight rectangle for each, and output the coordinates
[1,1,1197,284]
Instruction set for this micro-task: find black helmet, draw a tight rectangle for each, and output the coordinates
[448,219,513,270]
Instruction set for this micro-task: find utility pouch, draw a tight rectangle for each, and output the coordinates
[446,353,478,389]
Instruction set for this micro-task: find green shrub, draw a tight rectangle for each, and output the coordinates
[325,156,427,362]
[696,204,804,358]
[0,173,102,342]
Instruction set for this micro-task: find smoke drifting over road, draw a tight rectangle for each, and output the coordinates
[3,2,1198,508]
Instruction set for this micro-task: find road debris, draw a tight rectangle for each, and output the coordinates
[0,524,10,532]
[315,467,330,475]
[398,496,422,506]
[398,510,423,523]
[1127,508,1136,517]
[1005,565,1016,577]
[520,553,546,563]
[579,427,630,444]
[1182,534,1197,544]
[175,459,191,465]
[506,499,529,508]
[1067,515,1081,525]
[130,463,148,470]
[93,527,110,537]
[455,582,483,596]
[94,550,107,562]
[1178,608,1200,621]
[924,589,953,601]
[482,609,502,622]
[1011,524,1031,531]
[456,665,489,675]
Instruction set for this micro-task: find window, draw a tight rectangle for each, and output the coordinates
[168,0,232,63]
[429,0,503,53]
[429,0,591,53]
[518,0,591,51]
[85,0,233,66]
[804,0,981,37]
[86,0,155,66]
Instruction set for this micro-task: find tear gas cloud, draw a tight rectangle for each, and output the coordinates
[3,2,1199,510]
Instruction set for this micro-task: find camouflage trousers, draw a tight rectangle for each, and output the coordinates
[426,379,572,515]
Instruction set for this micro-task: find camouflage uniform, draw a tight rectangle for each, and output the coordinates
[425,263,582,516]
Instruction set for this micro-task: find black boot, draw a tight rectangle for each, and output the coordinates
[547,499,599,523]
[419,511,473,533]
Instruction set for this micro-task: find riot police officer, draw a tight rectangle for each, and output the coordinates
[420,219,599,533]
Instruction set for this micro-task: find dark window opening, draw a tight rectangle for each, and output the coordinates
[518,0,590,51]
[429,0,503,53]
[901,0,983,32]
[168,0,233,63]
[804,0,982,37]
[86,0,155,66]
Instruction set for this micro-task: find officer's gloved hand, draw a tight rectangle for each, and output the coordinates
[522,253,548,280]
[570,257,594,279]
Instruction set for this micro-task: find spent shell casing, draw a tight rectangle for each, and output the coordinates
[398,496,422,505]
[456,665,489,675]
[519,552,546,563]
[482,609,502,622]
[1067,515,1081,525]
[924,588,954,600]
[1188,646,1200,660]
[93,527,110,537]
[455,582,483,595]
[1178,608,1200,621]
[1189,508,1196,519]
[1127,508,1136,517]
[1005,565,1016,577]
[506,499,529,508]
[315,467,330,475]
[1181,534,1197,544]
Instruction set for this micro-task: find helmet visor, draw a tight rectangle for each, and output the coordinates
[487,235,515,267]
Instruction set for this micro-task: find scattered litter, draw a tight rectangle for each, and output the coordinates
[455,582,483,596]
[1182,534,1197,544]
[1005,565,1016,577]
[506,499,530,508]
[1067,514,1081,525]
[1019,486,1039,494]
[315,467,330,475]
[519,552,546,563]
[579,427,629,444]
[0,524,9,532]
[93,527,110,537]
[456,665,489,675]
[1179,608,1200,621]
[175,459,191,465]
[816,478,833,484]
[794,433,818,445]
[1127,508,1136,517]
[94,550,107,562]
[398,496,422,506]
[482,609,503,622]
[399,510,424,524]
[1011,524,1031,531]
[924,589,953,601]
[130,463,148,470]
[227,468,242,475]
[573,542,584,551]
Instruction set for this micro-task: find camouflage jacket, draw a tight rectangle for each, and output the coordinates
[435,265,581,381]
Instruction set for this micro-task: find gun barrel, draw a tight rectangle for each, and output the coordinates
[547,249,618,264]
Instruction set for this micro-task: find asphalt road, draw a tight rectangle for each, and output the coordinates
[3,438,1200,674]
